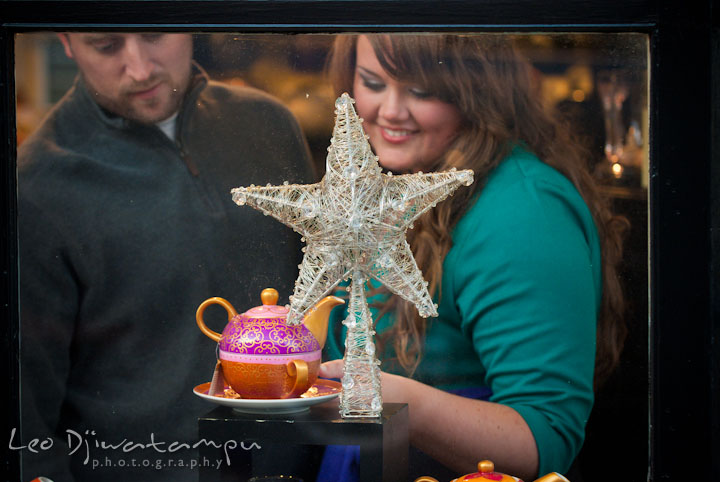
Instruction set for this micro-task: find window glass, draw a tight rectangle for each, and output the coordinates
[14,32,648,482]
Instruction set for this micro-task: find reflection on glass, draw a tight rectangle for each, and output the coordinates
[14,32,649,482]
[595,69,645,185]
[599,70,628,163]
[16,33,649,188]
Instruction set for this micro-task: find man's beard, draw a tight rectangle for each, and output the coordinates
[85,72,189,124]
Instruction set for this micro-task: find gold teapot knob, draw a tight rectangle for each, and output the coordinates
[478,460,495,473]
[261,288,279,306]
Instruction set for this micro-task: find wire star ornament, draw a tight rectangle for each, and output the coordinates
[232,93,473,416]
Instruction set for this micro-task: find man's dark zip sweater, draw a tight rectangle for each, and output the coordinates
[18,68,316,481]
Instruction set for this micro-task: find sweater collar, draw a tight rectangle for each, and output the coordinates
[72,61,209,131]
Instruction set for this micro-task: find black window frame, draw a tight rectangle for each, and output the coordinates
[1,1,717,480]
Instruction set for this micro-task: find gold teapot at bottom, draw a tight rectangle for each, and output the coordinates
[415,460,570,482]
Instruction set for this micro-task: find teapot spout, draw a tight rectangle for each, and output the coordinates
[303,295,345,349]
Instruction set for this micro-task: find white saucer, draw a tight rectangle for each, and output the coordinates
[193,379,341,414]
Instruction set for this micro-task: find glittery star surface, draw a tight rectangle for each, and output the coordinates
[232,93,473,325]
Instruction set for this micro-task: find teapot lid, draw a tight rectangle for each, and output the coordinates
[221,288,320,355]
[242,288,290,319]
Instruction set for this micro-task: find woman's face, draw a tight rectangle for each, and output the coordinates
[352,35,463,173]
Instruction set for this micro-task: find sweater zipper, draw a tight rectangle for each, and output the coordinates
[177,139,199,177]
[169,74,224,214]
[172,127,226,215]
[174,73,202,177]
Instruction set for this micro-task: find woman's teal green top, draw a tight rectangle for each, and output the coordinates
[325,146,601,475]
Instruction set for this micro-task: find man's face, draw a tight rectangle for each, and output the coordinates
[59,33,193,124]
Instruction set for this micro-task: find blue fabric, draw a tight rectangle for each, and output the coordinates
[445,386,493,400]
[315,388,491,481]
[316,445,360,482]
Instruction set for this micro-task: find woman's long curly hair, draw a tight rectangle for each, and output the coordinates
[327,34,628,387]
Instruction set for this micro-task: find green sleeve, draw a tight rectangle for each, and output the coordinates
[445,155,600,474]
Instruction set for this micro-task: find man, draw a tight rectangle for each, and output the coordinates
[18,33,315,481]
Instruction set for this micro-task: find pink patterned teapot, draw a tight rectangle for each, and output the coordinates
[196,288,344,399]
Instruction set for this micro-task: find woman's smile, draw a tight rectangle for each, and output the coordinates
[379,125,416,143]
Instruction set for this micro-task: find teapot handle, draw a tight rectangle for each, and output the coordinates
[196,297,238,343]
[286,360,309,399]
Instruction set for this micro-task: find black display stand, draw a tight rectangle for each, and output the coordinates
[198,401,408,482]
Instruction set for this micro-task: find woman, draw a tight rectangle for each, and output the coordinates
[319,34,627,480]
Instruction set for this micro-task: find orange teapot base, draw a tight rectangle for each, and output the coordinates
[221,359,320,399]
